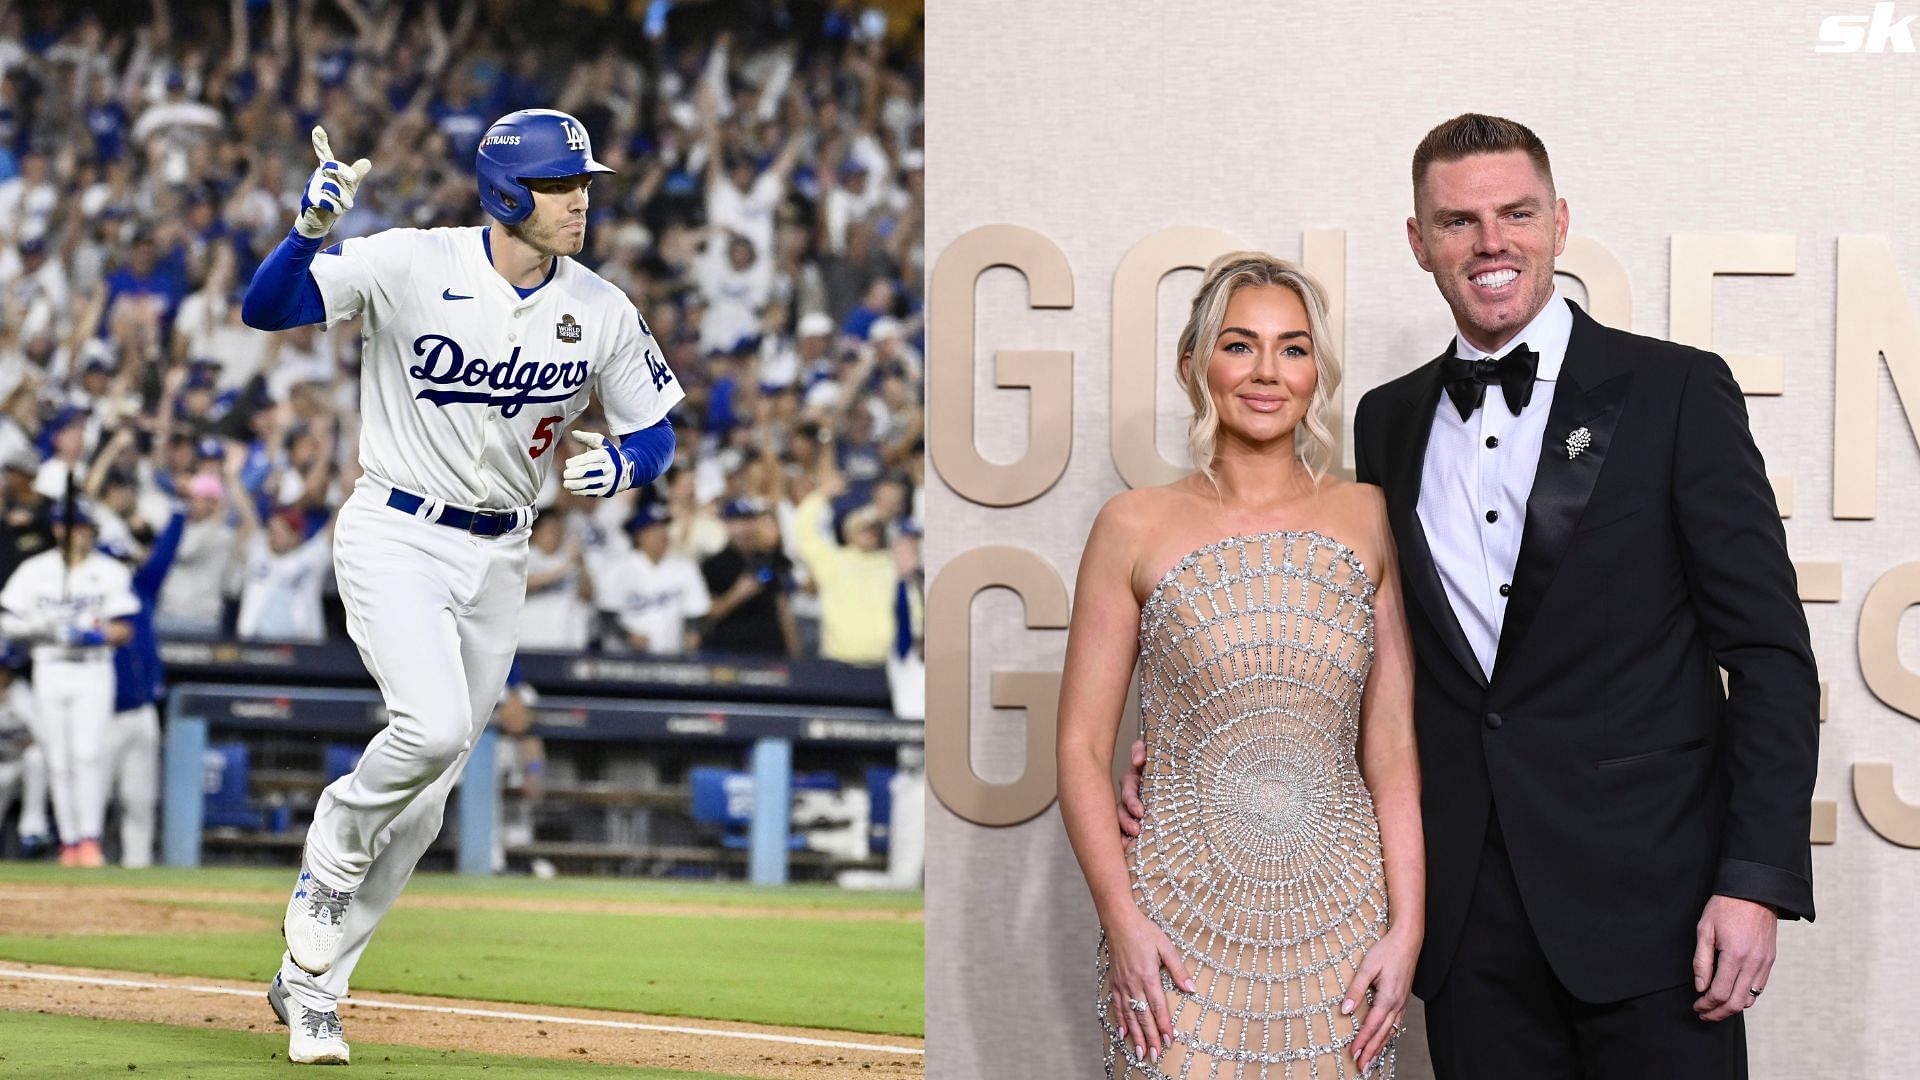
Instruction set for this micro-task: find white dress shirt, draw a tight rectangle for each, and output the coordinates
[1417,290,1575,678]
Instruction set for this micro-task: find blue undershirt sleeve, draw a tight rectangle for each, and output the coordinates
[613,416,676,490]
[134,510,188,599]
[241,226,330,330]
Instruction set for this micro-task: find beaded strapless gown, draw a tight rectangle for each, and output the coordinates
[1099,531,1393,1079]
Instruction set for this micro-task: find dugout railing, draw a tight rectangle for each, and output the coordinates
[155,642,920,885]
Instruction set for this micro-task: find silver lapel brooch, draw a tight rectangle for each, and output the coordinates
[1566,427,1593,460]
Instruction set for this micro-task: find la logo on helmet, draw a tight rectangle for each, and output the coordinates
[563,121,585,152]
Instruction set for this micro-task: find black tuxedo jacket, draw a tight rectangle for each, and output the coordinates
[1353,299,1818,1004]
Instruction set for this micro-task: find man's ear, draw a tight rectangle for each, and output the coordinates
[1406,216,1433,274]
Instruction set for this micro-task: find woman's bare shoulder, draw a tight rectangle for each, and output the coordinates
[1086,483,1209,599]
[1314,476,1391,564]
[1318,474,1386,511]
[1092,482,1197,537]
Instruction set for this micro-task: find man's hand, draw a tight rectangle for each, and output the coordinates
[296,127,372,240]
[1117,739,1146,843]
[727,573,763,602]
[1692,895,1777,1021]
[816,468,849,500]
[1121,734,1144,845]
[562,431,632,498]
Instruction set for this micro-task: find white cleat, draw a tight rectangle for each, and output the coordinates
[268,971,351,1065]
[283,863,354,975]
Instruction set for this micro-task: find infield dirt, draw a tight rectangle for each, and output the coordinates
[0,962,923,1078]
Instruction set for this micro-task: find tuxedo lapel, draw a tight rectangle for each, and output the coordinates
[1493,304,1634,677]
[1386,351,1488,690]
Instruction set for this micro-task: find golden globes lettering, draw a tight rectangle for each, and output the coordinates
[927,224,1920,847]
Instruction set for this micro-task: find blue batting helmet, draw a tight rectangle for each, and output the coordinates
[476,109,615,225]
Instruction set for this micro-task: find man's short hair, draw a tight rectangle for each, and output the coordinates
[1411,113,1553,197]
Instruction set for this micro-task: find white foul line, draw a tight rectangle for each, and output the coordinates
[0,966,923,1056]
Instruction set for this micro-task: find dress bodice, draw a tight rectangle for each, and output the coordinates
[1138,530,1376,751]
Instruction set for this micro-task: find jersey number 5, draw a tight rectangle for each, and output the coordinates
[529,416,561,459]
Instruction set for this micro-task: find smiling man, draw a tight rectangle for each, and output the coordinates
[1358,113,1819,1077]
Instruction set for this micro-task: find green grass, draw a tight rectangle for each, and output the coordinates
[0,1011,758,1078]
[0,867,923,1037]
[0,864,923,913]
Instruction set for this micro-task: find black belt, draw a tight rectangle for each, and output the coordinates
[35,647,111,663]
[386,488,529,537]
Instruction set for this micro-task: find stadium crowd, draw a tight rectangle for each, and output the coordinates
[0,0,927,865]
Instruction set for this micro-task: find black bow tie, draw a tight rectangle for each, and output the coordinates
[1440,344,1539,421]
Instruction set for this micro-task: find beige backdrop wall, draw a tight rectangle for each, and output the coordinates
[924,2,1920,1077]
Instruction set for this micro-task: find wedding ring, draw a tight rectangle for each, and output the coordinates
[1127,997,1150,1013]
[1748,987,1763,998]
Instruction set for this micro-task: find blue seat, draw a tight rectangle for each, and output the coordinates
[689,766,808,850]
[324,744,363,783]
[203,742,262,830]
[689,766,753,849]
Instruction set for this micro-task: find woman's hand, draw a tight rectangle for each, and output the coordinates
[1344,926,1419,1073]
[1104,909,1194,1065]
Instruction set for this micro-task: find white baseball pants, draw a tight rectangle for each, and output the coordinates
[110,704,160,868]
[16,742,48,839]
[31,658,116,842]
[304,482,528,893]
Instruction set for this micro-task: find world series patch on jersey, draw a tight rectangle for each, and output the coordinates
[309,226,685,509]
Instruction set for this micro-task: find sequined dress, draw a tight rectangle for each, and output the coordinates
[1099,531,1392,1079]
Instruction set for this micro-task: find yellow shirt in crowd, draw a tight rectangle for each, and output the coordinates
[792,491,898,665]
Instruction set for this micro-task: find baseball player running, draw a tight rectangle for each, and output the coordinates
[0,505,139,868]
[242,110,682,1065]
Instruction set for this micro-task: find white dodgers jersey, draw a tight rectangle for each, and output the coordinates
[309,227,685,508]
[0,548,139,664]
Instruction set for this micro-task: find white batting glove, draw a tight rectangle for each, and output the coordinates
[562,431,633,498]
[295,126,373,240]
